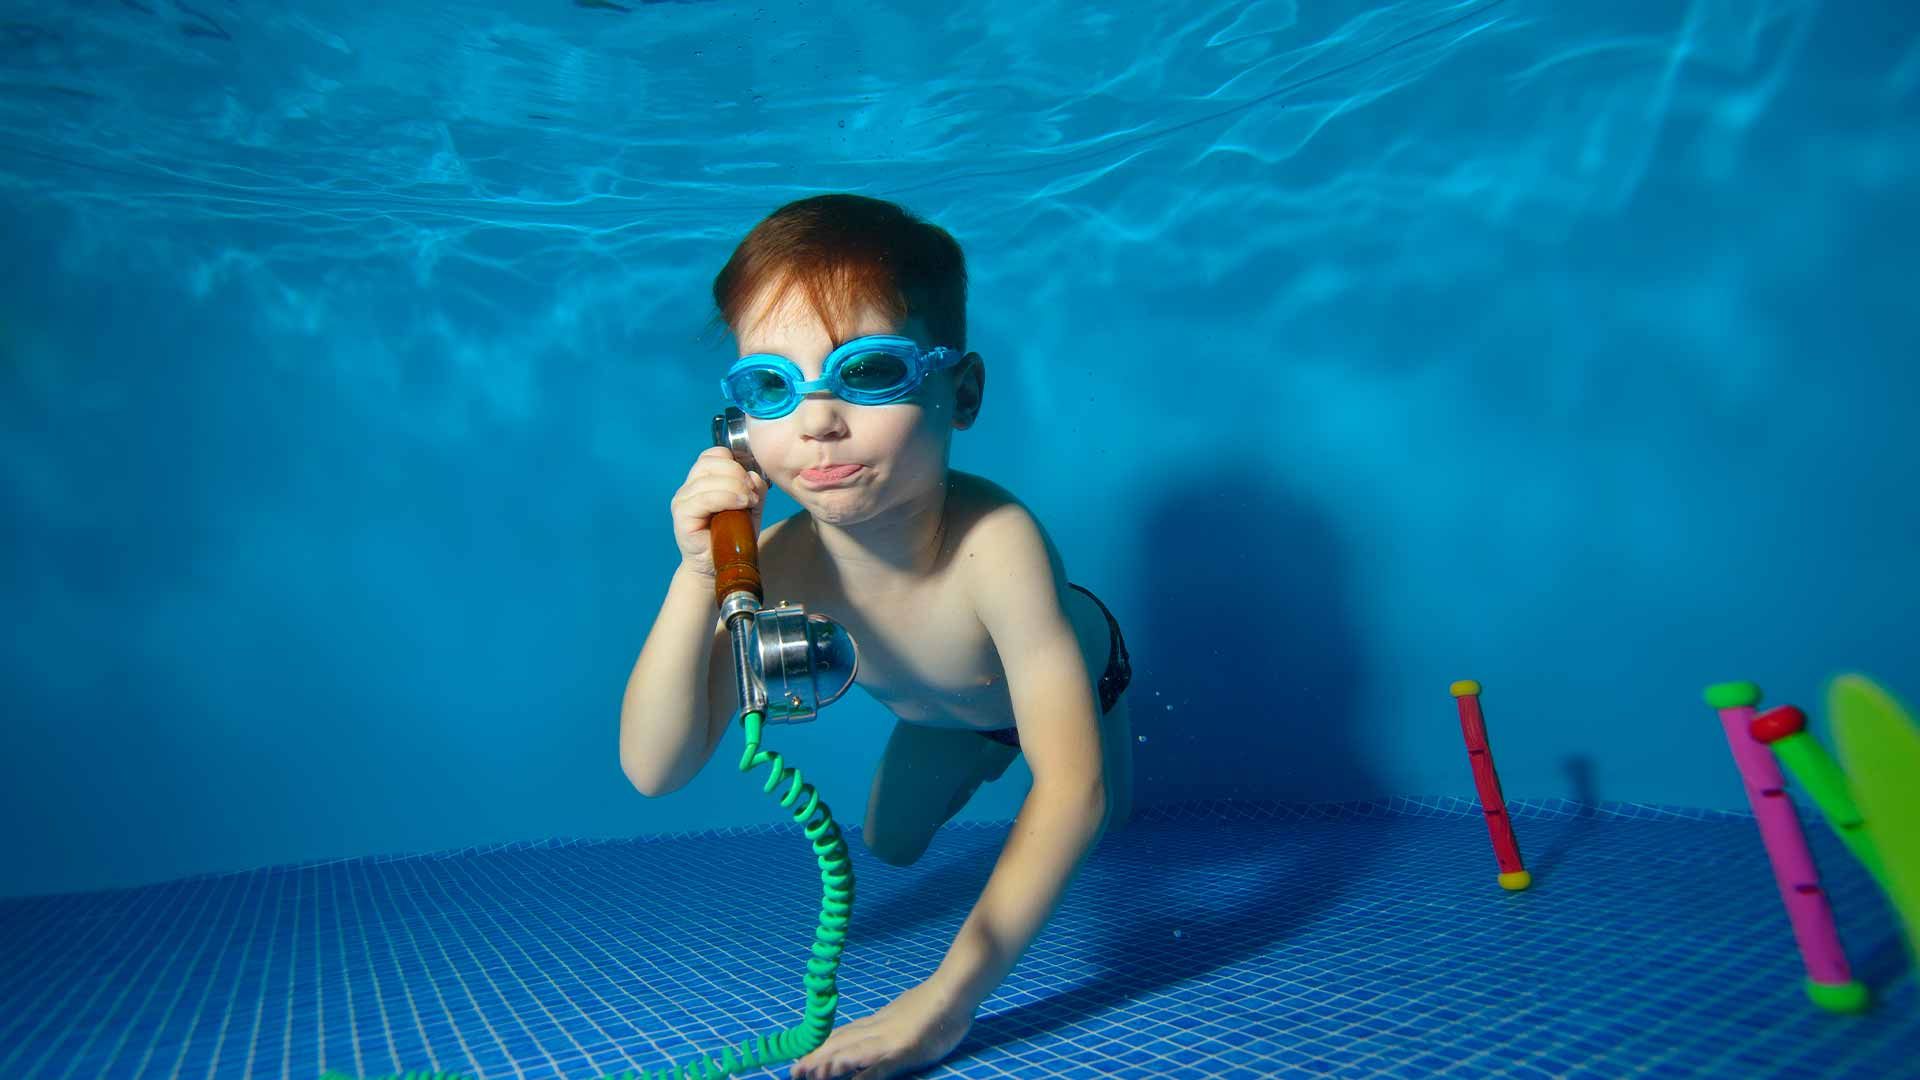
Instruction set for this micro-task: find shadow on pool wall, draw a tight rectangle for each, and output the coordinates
[1125,465,1379,809]
[970,467,1388,1051]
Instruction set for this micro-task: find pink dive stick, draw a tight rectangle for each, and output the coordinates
[1705,681,1856,994]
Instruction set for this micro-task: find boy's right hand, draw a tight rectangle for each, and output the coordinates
[672,446,766,580]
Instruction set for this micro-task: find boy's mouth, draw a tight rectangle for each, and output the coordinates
[799,464,866,487]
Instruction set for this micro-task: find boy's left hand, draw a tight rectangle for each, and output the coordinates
[787,978,973,1080]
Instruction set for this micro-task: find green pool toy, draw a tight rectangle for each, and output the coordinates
[1750,704,1890,894]
[1828,673,1920,963]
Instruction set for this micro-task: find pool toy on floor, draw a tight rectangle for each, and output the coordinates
[322,408,863,1080]
[1704,680,1864,1012]
[1449,680,1530,890]
[1826,674,1920,965]
[1747,705,1889,896]
[1789,675,1919,966]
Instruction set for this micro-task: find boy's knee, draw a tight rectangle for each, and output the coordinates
[862,827,931,867]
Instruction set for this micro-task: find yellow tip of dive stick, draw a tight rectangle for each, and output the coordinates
[1828,673,1920,964]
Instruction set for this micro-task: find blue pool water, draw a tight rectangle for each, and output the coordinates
[2,0,1917,1077]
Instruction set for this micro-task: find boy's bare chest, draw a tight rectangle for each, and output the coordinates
[781,565,1109,732]
[799,572,1013,729]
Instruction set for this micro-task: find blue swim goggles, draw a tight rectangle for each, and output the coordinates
[720,335,966,420]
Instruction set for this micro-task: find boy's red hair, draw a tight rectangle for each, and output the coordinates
[712,194,969,351]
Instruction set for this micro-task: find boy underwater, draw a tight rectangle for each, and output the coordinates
[619,193,1135,1079]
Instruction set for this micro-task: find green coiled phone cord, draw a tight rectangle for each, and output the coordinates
[321,709,854,1080]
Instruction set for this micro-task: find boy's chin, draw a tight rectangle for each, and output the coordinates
[794,468,944,522]
[803,482,942,528]
[805,496,883,527]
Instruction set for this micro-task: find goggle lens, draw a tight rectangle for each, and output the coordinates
[838,350,912,396]
[727,368,793,414]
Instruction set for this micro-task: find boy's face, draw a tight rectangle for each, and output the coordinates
[733,283,977,529]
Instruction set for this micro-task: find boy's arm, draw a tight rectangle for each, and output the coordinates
[931,504,1110,1012]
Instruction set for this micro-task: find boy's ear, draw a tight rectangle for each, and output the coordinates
[952,352,985,430]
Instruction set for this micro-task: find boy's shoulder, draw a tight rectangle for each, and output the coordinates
[942,472,1064,578]
[939,471,1053,555]
[945,468,1021,519]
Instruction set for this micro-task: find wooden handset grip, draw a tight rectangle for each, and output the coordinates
[709,505,762,604]
[709,408,764,606]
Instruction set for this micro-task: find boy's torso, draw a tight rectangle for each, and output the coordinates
[760,470,1111,733]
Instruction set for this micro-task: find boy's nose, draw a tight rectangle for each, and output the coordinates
[793,394,851,436]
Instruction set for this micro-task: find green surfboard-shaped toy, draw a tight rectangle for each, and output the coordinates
[1828,673,1920,962]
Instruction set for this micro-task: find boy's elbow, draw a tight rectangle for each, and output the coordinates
[620,749,675,799]
[627,769,674,800]
[1077,776,1111,831]
[1035,773,1106,815]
